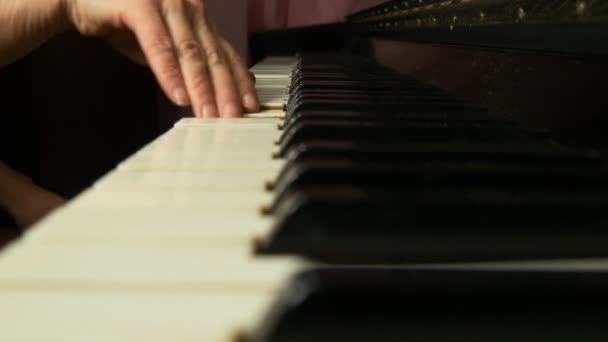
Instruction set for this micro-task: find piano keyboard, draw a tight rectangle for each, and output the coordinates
[0,56,303,342]
[2,53,608,341]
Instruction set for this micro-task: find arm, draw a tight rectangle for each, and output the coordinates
[0,0,69,68]
[0,0,258,117]
[0,162,66,229]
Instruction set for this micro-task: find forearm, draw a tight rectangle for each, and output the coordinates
[0,162,66,229]
[0,0,70,68]
[0,162,35,214]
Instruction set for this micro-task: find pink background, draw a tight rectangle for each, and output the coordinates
[208,0,385,56]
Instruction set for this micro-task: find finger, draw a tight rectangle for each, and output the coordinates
[123,1,190,107]
[164,0,217,118]
[221,39,259,113]
[194,11,241,118]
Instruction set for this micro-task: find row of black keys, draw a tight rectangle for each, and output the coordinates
[255,54,608,263]
[250,55,608,342]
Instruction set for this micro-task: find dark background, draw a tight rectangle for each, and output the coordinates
[0,33,165,233]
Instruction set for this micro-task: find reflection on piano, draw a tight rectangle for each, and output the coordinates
[1,1,608,341]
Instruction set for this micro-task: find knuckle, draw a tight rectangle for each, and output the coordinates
[70,10,104,36]
[164,0,185,14]
[189,0,204,11]
[199,93,216,107]
[151,52,181,81]
[159,63,182,83]
[148,38,174,58]
[189,73,211,94]
[177,39,202,61]
[204,47,225,67]
[147,40,182,82]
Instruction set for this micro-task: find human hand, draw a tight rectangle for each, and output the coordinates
[11,187,66,229]
[64,0,258,117]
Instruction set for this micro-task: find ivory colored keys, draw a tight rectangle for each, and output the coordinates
[0,57,301,342]
[251,57,294,110]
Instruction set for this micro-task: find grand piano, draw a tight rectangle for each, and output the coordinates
[1,1,608,341]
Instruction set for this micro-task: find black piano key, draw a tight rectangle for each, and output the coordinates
[287,91,453,105]
[277,121,550,158]
[291,73,406,80]
[285,140,608,170]
[260,52,608,263]
[269,157,608,204]
[289,78,431,90]
[281,139,604,166]
[286,99,489,118]
[252,269,608,342]
[280,116,519,143]
[286,96,481,113]
[288,82,449,95]
[281,110,507,130]
[258,185,608,263]
[288,88,442,95]
[292,61,396,73]
[292,66,394,74]
[289,81,441,94]
[287,92,457,104]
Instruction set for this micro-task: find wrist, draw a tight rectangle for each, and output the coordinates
[50,0,73,34]
[0,0,74,68]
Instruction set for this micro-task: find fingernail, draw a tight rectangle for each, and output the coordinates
[243,94,259,111]
[174,88,189,106]
[222,103,241,118]
[202,104,218,118]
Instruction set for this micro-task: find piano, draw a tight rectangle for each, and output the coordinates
[1,1,608,340]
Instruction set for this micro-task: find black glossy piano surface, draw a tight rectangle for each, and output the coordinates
[256,53,608,264]
[248,2,608,340]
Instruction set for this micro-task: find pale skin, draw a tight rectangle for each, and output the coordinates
[0,162,66,229]
[1,0,257,228]
[1,0,259,117]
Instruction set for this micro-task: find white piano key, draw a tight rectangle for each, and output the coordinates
[244,111,285,119]
[174,117,280,127]
[69,188,274,211]
[0,242,304,292]
[94,169,270,192]
[25,207,274,244]
[255,83,290,89]
[118,159,282,172]
[256,90,288,95]
[117,124,283,171]
[132,123,279,151]
[0,55,298,342]
[260,102,286,110]
[0,291,276,342]
[251,71,292,75]
[118,154,283,172]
